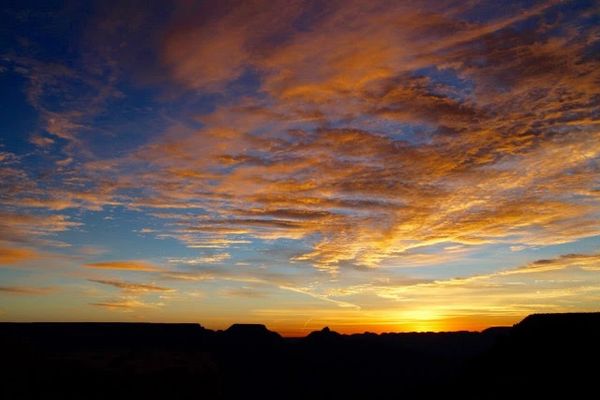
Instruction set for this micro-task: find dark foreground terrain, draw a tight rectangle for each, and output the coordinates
[1,313,598,399]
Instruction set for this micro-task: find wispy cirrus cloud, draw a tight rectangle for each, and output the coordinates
[0,286,55,295]
[331,252,600,313]
[3,1,597,273]
[88,279,173,293]
[98,0,596,273]
[89,298,150,310]
[247,251,600,332]
[167,253,231,265]
[0,212,81,242]
[85,260,161,272]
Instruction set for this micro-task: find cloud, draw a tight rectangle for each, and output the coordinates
[0,206,81,264]
[0,212,79,266]
[162,0,305,91]
[348,252,600,313]
[0,212,81,244]
[0,244,42,265]
[4,53,121,148]
[250,251,598,331]
[160,265,295,287]
[85,260,161,272]
[89,298,149,310]
[131,113,599,271]
[222,286,268,299]
[2,0,599,281]
[127,0,600,272]
[167,253,231,265]
[29,134,55,148]
[0,286,54,295]
[88,279,173,293]
[510,253,600,274]
[77,246,109,256]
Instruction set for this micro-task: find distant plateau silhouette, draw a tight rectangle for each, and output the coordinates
[1,313,598,399]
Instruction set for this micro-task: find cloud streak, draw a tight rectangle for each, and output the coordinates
[0,286,54,295]
[88,279,173,293]
[85,261,162,272]
[89,299,149,310]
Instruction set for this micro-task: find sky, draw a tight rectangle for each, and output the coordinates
[0,0,599,335]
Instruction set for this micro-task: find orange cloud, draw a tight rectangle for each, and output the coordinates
[0,244,42,265]
[88,279,173,293]
[128,0,600,269]
[162,0,304,91]
[0,212,81,242]
[3,0,599,278]
[85,260,161,272]
[129,113,599,270]
[89,299,148,310]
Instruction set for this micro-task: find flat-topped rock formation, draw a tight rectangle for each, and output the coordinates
[1,313,598,399]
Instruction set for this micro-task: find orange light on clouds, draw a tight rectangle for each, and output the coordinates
[0,0,598,333]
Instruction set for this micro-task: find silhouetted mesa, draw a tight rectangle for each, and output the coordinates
[223,323,282,344]
[306,326,342,342]
[1,313,598,399]
[464,313,600,399]
[0,322,212,350]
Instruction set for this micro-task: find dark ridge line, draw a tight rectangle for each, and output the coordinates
[1,312,597,337]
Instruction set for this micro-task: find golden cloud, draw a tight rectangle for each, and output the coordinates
[89,298,148,310]
[85,260,161,272]
[88,279,173,293]
[0,244,41,265]
[2,0,598,277]
[132,0,599,272]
